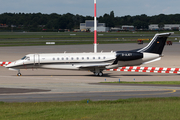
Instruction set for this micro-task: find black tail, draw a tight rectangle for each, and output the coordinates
[137,33,173,55]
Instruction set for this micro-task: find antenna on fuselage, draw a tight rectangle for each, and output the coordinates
[94,0,97,53]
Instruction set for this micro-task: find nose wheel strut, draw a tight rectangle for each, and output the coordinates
[17,70,22,76]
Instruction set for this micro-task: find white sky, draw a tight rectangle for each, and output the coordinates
[1,0,180,17]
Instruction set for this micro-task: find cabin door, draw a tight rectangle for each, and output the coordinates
[34,54,40,66]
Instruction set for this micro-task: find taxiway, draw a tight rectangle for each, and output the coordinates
[0,43,180,102]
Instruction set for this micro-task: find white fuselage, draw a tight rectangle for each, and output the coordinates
[4,32,172,76]
[6,52,160,72]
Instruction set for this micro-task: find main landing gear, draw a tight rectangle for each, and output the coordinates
[94,72,103,76]
[93,68,104,76]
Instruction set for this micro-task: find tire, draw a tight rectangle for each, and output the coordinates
[95,73,99,76]
[17,73,21,76]
[99,72,103,76]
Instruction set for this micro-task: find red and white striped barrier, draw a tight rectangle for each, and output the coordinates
[106,66,180,74]
[0,62,11,66]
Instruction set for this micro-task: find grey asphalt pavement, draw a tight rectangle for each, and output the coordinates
[0,43,180,102]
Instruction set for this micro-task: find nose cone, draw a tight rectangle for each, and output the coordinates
[5,62,14,68]
[6,60,24,69]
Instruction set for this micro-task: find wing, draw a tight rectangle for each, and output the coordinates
[76,63,111,71]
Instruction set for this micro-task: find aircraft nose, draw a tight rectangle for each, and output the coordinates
[5,62,14,68]
[5,64,10,68]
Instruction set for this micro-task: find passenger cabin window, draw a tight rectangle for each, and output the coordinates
[71,58,73,60]
[57,58,59,60]
[66,58,68,60]
[82,57,84,60]
[87,57,89,60]
[53,58,55,60]
[103,57,106,59]
[98,57,100,59]
[77,57,79,60]
[93,57,95,59]
[62,58,64,60]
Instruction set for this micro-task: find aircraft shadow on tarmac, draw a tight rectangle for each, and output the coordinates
[12,74,112,77]
[11,73,179,78]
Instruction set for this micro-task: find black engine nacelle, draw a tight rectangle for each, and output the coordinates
[115,51,143,61]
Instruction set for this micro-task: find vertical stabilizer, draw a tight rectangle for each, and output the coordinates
[137,32,173,55]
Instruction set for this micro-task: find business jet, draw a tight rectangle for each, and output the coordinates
[3,32,172,76]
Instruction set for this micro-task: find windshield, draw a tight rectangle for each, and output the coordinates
[21,56,26,60]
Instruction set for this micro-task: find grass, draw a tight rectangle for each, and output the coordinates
[0,97,180,120]
[0,31,179,46]
[0,31,179,119]
[101,81,180,85]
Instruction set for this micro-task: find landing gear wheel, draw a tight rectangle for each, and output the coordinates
[17,73,22,76]
[94,72,99,76]
[94,72,103,76]
[99,72,103,76]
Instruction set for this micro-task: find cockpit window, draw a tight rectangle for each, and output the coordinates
[21,56,26,60]
[25,57,30,60]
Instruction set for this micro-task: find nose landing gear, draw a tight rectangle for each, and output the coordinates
[17,70,22,76]
[17,73,22,76]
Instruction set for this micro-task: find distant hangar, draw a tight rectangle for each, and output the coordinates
[80,20,109,32]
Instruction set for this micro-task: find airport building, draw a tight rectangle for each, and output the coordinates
[122,25,134,31]
[149,24,159,30]
[149,24,180,30]
[110,27,122,31]
[90,27,109,32]
[164,24,180,30]
[80,20,108,32]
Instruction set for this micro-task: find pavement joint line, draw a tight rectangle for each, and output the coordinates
[165,89,176,93]
[0,89,176,100]
[0,89,179,96]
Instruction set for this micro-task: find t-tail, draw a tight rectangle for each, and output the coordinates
[112,32,173,68]
[137,32,173,55]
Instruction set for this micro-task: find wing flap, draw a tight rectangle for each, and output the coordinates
[76,63,111,68]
